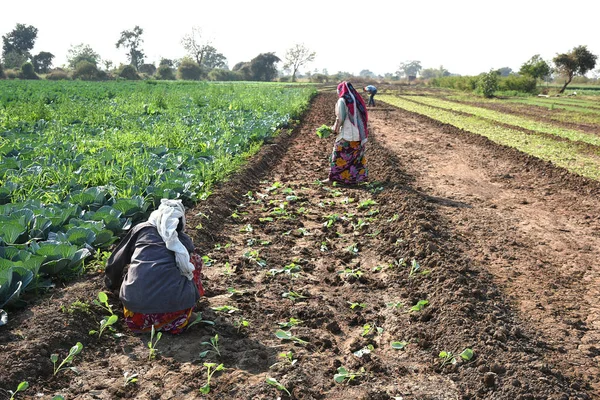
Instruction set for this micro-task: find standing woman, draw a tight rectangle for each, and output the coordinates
[328,81,369,184]
[104,199,205,334]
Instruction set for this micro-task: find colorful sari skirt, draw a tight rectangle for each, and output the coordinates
[329,140,368,184]
[123,253,205,334]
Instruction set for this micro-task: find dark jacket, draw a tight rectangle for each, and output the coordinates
[104,222,200,314]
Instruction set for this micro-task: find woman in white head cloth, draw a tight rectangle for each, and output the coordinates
[105,199,204,334]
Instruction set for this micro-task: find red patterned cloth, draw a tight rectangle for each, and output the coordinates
[123,253,204,334]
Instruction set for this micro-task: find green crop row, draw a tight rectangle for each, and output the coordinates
[0,80,316,321]
[379,95,600,180]
[400,95,600,147]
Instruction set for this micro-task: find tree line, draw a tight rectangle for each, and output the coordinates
[0,23,317,82]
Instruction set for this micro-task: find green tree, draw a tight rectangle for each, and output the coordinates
[156,64,176,80]
[250,53,280,81]
[2,24,38,67]
[119,64,139,80]
[32,51,54,73]
[396,60,422,78]
[495,67,513,77]
[553,45,597,93]
[20,62,38,79]
[116,26,145,70]
[73,61,99,80]
[139,63,156,75]
[202,46,227,69]
[283,43,315,82]
[478,70,498,98]
[177,57,202,80]
[519,54,551,81]
[67,44,101,68]
[359,69,376,78]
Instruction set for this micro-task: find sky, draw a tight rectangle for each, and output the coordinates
[1,0,599,77]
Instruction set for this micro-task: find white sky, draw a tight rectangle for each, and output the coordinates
[1,0,599,77]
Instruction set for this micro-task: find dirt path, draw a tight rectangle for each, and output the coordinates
[0,93,595,400]
[371,103,600,396]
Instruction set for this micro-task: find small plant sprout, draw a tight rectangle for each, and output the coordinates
[353,344,374,358]
[270,350,298,368]
[439,351,456,367]
[348,301,367,310]
[275,329,308,345]
[200,334,222,358]
[50,342,83,376]
[60,300,91,315]
[459,348,474,361]
[282,291,308,301]
[222,262,234,276]
[358,199,377,209]
[391,341,408,350]
[388,214,400,222]
[93,292,114,315]
[148,325,162,360]
[269,263,302,278]
[227,287,244,296]
[410,300,429,312]
[351,218,368,231]
[408,259,430,277]
[89,314,118,338]
[386,301,404,309]
[123,371,138,386]
[51,396,65,400]
[278,317,302,328]
[361,323,383,337]
[211,305,240,314]
[346,243,359,255]
[334,366,366,384]
[266,377,292,396]
[338,267,363,280]
[8,381,28,400]
[243,249,266,267]
[234,318,250,333]
[240,223,253,233]
[187,312,215,329]
[323,213,340,229]
[199,362,225,394]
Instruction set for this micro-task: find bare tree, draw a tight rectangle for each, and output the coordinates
[283,44,316,82]
[181,26,210,66]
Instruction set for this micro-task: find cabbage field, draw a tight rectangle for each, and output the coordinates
[0,81,315,325]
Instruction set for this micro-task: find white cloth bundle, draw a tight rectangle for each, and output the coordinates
[147,199,194,280]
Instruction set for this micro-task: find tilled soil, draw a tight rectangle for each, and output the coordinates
[0,92,596,399]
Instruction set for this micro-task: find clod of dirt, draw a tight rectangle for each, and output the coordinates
[491,363,507,374]
[484,372,498,387]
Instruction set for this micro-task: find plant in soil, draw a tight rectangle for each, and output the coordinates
[334,366,366,383]
[89,314,118,338]
[148,325,162,360]
[233,317,250,333]
[50,342,83,376]
[282,290,308,301]
[187,312,215,329]
[353,344,374,358]
[408,259,430,277]
[410,300,429,312]
[199,362,225,394]
[211,305,240,313]
[271,350,298,368]
[438,350,456,367]
[200,334,222,358]
[60,300,91,314]
[275,329,308,345]
[338,267,363,280]
[348,301,367,310]
[266,377,292,396]
[8,381,28,400]
[391,341,408,350]
[315,124,333,139]
[278,317,302,328]
[123,371,138,386]
[93,292,114,315]
[361,323,383,337]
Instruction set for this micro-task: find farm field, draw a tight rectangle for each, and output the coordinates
[1,87,600,399]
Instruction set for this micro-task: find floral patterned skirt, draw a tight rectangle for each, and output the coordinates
[123,253,205,335]
[329,140,368,184]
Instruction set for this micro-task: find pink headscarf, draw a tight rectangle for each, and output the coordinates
[337,81,369,139]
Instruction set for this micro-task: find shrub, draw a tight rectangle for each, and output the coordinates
[477,70,499,98]
[73,61,99,80]
[46,68,71,80]
[21,62,39,80]
[498,75,537,94]
[5,69,19,79]
[139,63,156,76]
[178,58,202,80]
[0,63,5,79]
[207,68,242,81]
[119,65,139,80]
[311,73,328,83]
[156,65,176,80]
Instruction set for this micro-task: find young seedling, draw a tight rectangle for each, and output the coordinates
[8,381,28,400]
[123,371,138,386]
[278,317,302,328]
[408,259,430,278]
[387,214,400,222]
[227,287,244,296]
[240,224,253,233]
[333,366,366,383]
[391,341,408,350]
[282,291,308,301]
[410,300,429,312]
[243,250,266,267]
[323,213,340,229]
[351,218,368,231]
[93,292,114,315]
[200,334,221,358]
[275,329,308,345]
[346,243,359,255]
[199,362,225,394]
[233,318,250,333]
[50,342,83,376]
[358,199,377,209]
[270,350,298,368]
[266,377,291,397]
[338,267,363,280]
[269,263,302,278]
[361,323,383,337]
[386,301,404,309]
[187,312,215,329]
[438,351,456,367]
[353,344,374,358]
[89,314,118,338]
[459,348,474,361]
[222,262,234,276]
[148,325,162,360]
[348,301,367,311]
[211,305,239,314]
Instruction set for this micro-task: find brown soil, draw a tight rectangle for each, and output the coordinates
[0,93,598,399]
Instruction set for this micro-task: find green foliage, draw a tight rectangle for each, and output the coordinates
[73,61,100,81]
[315,124,332,138]
[208,68,242,81]
[51,342,83,375]
[20,62,38,80]
[266,377,291,396]
[8,381,29,400]
[115,26,145,70]
[148,325,162,360]
[430,75,479,91]
[334,366,365,383]
[397,60,422,78]
[0,63,5,79]
[119,65,139,80]
[554,45,598,93]
[46,68,70,81]
[178,58,203,80]
[519,54,551,80]
[67,44,100,68]
[138,63,156,76]
[249,52,281,81]
[497,75,537,94]
[156,65,176,80]
[2,24,38,68]
[199,362,225,394]
[32,52,54,74]
[200,334,221,358]
[478,70,499,98]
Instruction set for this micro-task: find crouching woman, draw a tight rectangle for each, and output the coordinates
[104,199,204,334]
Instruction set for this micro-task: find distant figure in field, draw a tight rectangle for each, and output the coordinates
[326,81,369,185]
[364,85,377,106]
[105,199,204,334]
